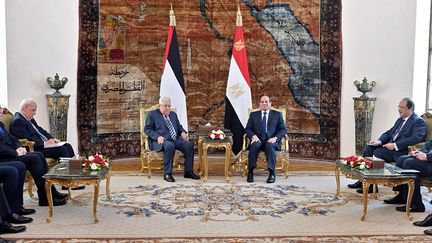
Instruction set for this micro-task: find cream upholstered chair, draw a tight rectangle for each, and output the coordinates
[139,105,184,178]
[239,107,289,178]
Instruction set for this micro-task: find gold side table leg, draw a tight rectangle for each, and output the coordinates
[198,137,203,176]
[106,170,112,201]
[45,180,54,223]
[203,145,209,182]
[361,181,369,221]
[406,179,414,221]
[335,166,340,197]
[93,182,100,223]
[225,144,231,182]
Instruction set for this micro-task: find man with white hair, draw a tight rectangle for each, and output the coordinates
[145,97,200,182]
[10,98,75,159]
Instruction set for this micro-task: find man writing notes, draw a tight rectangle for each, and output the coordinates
[245,95,287,183]
[348,97,427,193]
[10,98,75,159]
[144,97,200,182]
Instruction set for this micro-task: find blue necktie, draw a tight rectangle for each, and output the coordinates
[392,119,405,141]
[0,127,6,137]
[164,116,177,140]
[261,111,267,142]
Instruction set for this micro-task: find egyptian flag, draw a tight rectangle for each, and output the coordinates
[160,7,188,131]
[224,6,252,155]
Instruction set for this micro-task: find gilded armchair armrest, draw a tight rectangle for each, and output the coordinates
[18,139,35,152]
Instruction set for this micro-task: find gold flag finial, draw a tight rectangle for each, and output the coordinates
[169,4,176,26]
[236,5,243,26]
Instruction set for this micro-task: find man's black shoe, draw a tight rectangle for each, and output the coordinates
[39,197,67,207]
[184,171,200,180]
[384,194,405,204]
[17,207,36,216]
[424,229,432,235]
[5,213,33,224]
[414,214,432,227]
[266,174,276,183]
[396,203,425,213]
[356,185,378,194]
[164,174,175,182]
[0,222,26,234]
[247,171,254,183]
[347,180,362,189]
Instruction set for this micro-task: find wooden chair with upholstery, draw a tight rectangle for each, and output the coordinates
[139,104,184,178]
[238,107,290,178]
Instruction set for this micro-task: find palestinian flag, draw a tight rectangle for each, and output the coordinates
[160,7,188,131]
[224,6,252,155]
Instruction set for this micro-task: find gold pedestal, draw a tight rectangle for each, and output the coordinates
[353,97,376,156]
[46,94,70,141]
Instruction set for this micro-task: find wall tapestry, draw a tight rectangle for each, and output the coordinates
[77,0,342,161]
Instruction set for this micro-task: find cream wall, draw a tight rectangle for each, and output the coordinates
[4,0,428,158]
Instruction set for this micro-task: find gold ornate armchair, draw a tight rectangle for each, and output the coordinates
[239,107,289,178]
[140,105,184,178]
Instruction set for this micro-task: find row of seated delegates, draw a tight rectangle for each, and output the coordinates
[347,97,427,194]
[9,98,83,190]
[0,105,68,207]
[144,96,200,182]
[245,95,286,183]
[0,161,33,235]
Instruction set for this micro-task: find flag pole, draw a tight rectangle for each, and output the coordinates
[236,5,242,26]
[169,4,176,27]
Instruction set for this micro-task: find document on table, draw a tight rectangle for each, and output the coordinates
[44,141,66,148]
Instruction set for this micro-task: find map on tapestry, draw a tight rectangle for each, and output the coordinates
[96,0,321,135]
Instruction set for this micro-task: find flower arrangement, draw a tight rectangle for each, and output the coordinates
[82,154,110,171]
[342,155,372,170]
[208,129,226,140]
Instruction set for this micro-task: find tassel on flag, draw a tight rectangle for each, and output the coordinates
[160,6,188,131]
[224,6,252,155]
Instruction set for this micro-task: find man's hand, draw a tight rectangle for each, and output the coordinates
[250,135,260,144]
[413,151,427,161]
[16,147,27,156]
[180,132,189,141]
[383,143,396,150]
[368,140,381,146]
[44,139,58,145]
[268,137,277,143]
[157,136,165,144]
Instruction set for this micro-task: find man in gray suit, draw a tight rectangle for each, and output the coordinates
[245,95,287,183]
[144,97,200,182]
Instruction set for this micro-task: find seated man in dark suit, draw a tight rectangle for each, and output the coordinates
[144,97,200,182]
[245,95,287,183]
[0,161,35,217]
[0,164,33,225]
[0,185,27,235]
[10,98,75,159]
[0,106,67,206]
[383,140,432,213]
[348,97,427,193]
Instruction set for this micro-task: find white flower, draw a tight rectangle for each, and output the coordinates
[210,133,215,139]
[90,163,98,170]
[359,164,365,170]
[342,160,347,165]
[88,155,95,161]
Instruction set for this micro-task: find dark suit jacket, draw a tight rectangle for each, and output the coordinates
[378,112,426,151]
[10,112,52,151]
[245,109,287,150]
[144,109,187,152]
[0,122,20,159]
[419,140,432,161]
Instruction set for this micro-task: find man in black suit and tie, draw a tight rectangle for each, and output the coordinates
[144,97,200,182]
[245,95,287,183]
[10,98,75,159]
[348,97,427,193]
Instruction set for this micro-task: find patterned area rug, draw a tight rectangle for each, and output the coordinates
[3,172,431,241]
